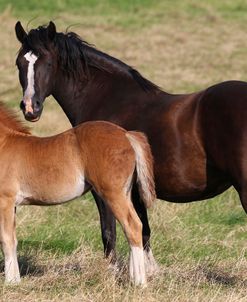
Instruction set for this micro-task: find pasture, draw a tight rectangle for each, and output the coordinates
[1,0,247,301]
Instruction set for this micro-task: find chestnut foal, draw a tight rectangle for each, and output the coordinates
[0,103,155,285]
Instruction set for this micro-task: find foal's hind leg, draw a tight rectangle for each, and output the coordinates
[132,185,158,277]
[0,200,20,284]
[92,190,116,262]
[103,191,146,285]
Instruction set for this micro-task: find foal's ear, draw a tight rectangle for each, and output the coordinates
[47,21,56,41]
[15,21,27,44]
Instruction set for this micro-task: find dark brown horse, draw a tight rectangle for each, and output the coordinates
[15,21,247,274]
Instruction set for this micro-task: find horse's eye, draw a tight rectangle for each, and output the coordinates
[47,61,52,67]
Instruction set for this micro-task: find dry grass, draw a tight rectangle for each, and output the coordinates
[1,4,247,301]
[1,201,247,302]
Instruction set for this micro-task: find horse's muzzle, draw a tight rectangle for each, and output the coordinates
[24,112,41,122]
[20,100,42,122]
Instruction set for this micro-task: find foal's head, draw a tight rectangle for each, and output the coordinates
[15,21,58,121]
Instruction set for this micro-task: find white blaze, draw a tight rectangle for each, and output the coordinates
[24,51,38,102]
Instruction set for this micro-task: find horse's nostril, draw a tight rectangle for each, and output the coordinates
[20,100,25,110]
[34,101,42,112]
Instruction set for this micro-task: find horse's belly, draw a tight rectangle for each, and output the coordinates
[16,173,91,206]
[155,162,230,202]
[155,168,207,201]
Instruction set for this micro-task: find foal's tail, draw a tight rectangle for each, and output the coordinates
[126,131,156,208]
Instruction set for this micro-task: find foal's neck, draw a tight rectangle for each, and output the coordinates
[0,124,26,147]
[0,106,30,137]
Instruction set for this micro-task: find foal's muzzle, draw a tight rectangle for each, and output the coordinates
[20,99,43,122]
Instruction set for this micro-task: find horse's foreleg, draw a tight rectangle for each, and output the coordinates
[103,191,146,286]
[92,190,116,262]
[131,185,159,277]
[0,201,20,284]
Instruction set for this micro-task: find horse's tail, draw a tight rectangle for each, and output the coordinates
[126,131,156,208]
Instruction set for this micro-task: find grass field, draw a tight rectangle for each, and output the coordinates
[1,1,247,301]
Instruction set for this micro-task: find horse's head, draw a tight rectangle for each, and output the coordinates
[15,21,57,122]
[15,21,157,123]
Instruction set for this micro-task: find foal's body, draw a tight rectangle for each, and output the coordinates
[13,132,88,206]
[0,107,155,285]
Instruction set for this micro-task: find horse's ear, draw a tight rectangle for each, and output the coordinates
[15,21,27,44]
[47,21,56,41]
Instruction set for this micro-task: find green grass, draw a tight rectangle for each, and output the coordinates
[16,195,130,257]
[4,187,246,301]
[13,189,247,263]
[1,0,247,28]
[152,189,247,264]
[0,0,153,13]
[0,0,155,21]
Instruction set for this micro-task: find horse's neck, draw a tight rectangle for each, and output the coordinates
[52,69,138,126]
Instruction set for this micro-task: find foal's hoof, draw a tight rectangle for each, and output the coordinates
[144,249,159,277]
[5,277,21,286]
[132,280,147,288]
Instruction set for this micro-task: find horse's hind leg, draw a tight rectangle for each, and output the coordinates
[92,190,116,262]
[0,200,20,284]
[132,185,158,277]
[103,191,146,285]
[235,180,247,214]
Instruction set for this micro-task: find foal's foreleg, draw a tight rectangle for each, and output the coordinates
[0,201,20,284]
[103,192,146,285]
[92,190,116,262]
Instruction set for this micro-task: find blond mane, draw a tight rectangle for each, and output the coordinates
[0,102,30,134]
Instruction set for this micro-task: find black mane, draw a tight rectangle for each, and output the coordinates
[20,24,159,92]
